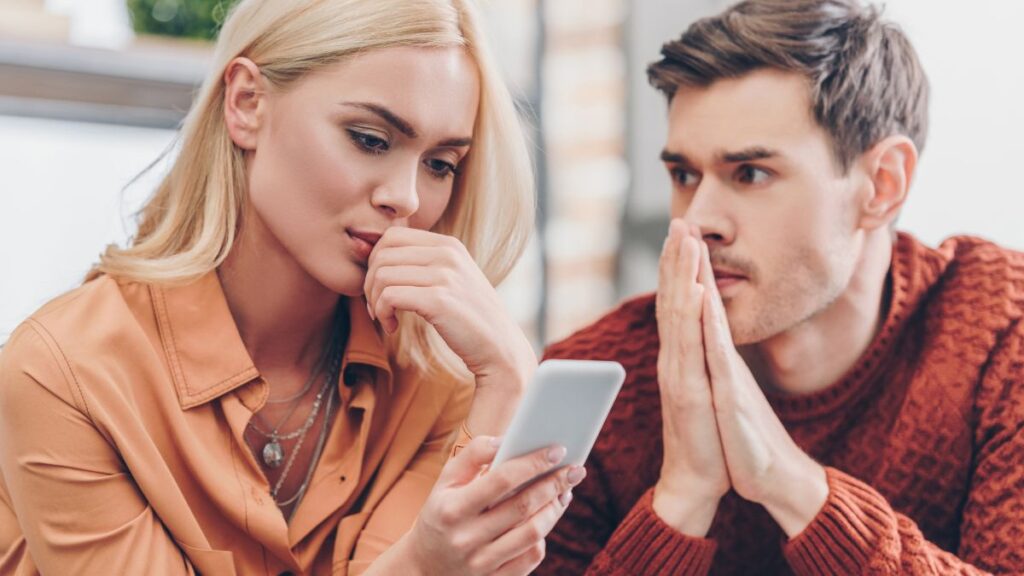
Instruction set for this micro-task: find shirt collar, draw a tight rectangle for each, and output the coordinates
[151,271,391,410]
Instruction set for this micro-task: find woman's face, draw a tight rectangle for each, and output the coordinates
[239,46,480,297]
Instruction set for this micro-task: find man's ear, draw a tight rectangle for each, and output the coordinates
[223,57,266,151]
[856,135,918,230]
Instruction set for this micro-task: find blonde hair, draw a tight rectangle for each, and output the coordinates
[90,0,535,381]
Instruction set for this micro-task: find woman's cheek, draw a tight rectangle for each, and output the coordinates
[414,186,457,230]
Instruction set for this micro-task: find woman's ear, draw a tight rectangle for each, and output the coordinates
[856,135,919,230]
[223,57,266,151]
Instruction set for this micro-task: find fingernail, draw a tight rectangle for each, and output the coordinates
[567,467,586,485]
[547,445,567,464]
[488,436,502,448]
[558,491,573,507]
[366,301,374,320]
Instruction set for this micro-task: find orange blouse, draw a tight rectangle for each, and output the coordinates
[0,272,472,575]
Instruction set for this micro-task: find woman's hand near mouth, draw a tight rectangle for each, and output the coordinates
[363,227,537,428]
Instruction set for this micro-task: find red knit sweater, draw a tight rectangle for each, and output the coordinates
[537,233,1024,575]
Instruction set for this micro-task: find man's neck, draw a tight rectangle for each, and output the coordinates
[739,231,895,397]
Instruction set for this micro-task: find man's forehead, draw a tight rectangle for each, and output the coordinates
[665,69,818,156]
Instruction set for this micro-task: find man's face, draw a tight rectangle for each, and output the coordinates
[662,68,866,345]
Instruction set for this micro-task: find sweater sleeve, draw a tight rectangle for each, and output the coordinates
[538,482,717,576]
[784,319,1024,575]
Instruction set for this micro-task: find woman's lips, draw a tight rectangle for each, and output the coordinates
[346,230,381,263]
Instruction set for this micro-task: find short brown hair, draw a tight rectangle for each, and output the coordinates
[648,0,929,172]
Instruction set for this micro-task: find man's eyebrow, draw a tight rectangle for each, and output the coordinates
[660,149,691,164]
[719,146,779,164]
[339,101,418,139]
[661,147,781,166]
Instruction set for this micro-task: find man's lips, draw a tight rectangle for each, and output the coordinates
[711,266,746,279]
[711,267,748,291]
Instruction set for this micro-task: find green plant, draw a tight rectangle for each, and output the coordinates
[126,0,238,41]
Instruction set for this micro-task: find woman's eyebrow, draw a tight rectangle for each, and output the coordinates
[339,101,417,138]
[338,101,473,148]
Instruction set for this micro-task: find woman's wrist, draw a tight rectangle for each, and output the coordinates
[367,531,427,576]
[477,335,536,390]
[463,336,535,436]
[465,383,525,437]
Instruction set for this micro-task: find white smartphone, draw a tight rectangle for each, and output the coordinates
[490,359,626,471]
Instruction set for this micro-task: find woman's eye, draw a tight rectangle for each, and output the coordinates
[426,158,457,179]
[737,165,771,185]
[348,130,389,154]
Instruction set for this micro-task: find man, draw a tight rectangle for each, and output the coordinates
[537,0,1024,574]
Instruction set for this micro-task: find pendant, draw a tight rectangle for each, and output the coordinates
[263,439,285,468]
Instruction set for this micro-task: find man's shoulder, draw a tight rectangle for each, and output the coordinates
[925,236,1024,443]
[908,235,1024,406]
[928,235,1024,322]
[543,293,657,362]
[937,235,1024,283]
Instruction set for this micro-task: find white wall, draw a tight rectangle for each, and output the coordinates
[0,115,174,341]
[884,0,1024,248]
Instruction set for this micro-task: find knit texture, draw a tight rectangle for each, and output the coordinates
[537,233,1024,575]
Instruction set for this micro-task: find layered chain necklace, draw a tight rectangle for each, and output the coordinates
[246,309,344,506]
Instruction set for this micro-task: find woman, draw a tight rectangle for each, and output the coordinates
[0,0,584,574]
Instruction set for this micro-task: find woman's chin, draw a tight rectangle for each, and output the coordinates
[314,263,368,299]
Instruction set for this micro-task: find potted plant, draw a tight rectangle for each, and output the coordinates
[126,0,237,41]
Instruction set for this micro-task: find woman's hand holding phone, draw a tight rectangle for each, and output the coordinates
[381,436,585,576]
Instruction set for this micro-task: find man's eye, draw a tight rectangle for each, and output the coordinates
[348,130,389,154]
[671,168,700,187]
[737,165,771,184]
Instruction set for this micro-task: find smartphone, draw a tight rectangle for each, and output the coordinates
[490,359,626,472]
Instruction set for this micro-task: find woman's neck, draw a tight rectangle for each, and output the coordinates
[218,208,341,374]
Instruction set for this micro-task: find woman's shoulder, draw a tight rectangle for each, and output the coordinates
[1,276,159,407]
[13,275,152,351]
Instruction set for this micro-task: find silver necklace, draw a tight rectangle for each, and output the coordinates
[249,344,341,467]
[248,361,324,468]
[247,310,343,468]
[279,384,337,517]
[268,375,334,501]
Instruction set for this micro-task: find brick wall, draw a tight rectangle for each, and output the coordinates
[541,0,628,343]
